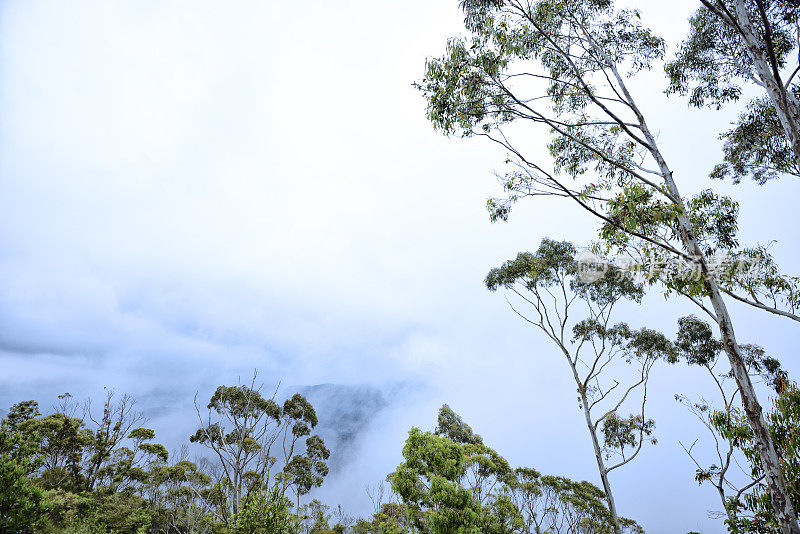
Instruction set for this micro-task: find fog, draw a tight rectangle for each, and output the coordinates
[1,1,799,532]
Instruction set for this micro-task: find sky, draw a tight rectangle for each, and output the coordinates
[1,1,799,532]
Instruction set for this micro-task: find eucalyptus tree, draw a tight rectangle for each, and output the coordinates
[434,404,514,509]
[486,238,672,532]
[145,452,215,534]
[10,392,154,495]
[6,400,87,492]
[391,404,639,534]
[83,390,147,492]
[351,502,411,534]
[674,319,770,523]
[695,381,800,532]
[511,474,639,534]
[1,394,173,532]
[234,484,300,534]
[0,413,49,531]
[190,375,329,524]
[391,407,511,533]
[279,395,331,509]
[416,0,798,528]
[93,426,168,496]
[672,315,792,528]
[667,0,800,182]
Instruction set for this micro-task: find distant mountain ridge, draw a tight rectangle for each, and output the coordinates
[294,383,393,473]
[0,384,400,475]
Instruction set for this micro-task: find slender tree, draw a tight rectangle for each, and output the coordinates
[416,0,798,529]
[190,374,329,524]
[84,390,146,492]
[486,239,672,532]
[672,315,792,528]
[706,382,800,532]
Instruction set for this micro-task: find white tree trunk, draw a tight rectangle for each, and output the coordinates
[648,123,799,534]
[558,344,623,532]
[604,52,800,530]
[734,0,800,174]
[579,384,622,534]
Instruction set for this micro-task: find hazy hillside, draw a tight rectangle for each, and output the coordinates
[295,384,391,472]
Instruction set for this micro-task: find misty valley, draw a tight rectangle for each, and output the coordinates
[3,0,800,533]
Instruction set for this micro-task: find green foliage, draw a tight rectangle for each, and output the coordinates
[485,239,577,290]
[392,427,482,533]
[296,499,356,534]
[6,400,41,431]
[23,411,94,492]
[600,414,656,459]
[674,315,724,366]
[418,0,799,529]
[671,314,796,528]
[420,0,800,322]
[599,187,740,282]
[667,1,798,107]
[83,491,153,533]
[191,380,329,526]
[391,405,641,534]
[486,237,672,533]
[717,245,800,319]
[2,391,219,534]
[666,1,800,184]
[283,434,331,500]
[685,190,740,255]
[0,418,50,532]
[711,384,800,533]
[235,484,300,534]
[674,315,787,392]
[485,238,645,307]
[416,0,664,208]
[711,90,800,184]
[351,502,411,534]
[599,184,679,250]
[435,404,484,446]
[0,386,323,533]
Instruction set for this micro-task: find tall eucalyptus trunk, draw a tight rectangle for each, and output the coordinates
[617,65,800,532]
[732,0,800,175]
[575,374,621,534]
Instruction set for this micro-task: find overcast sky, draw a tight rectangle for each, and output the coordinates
[1,1,799,532]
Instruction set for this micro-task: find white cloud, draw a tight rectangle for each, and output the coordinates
[1,1,799,531]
